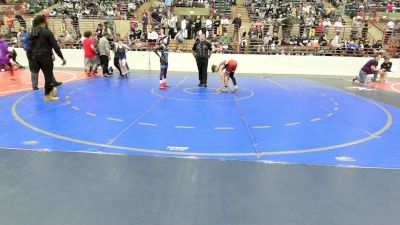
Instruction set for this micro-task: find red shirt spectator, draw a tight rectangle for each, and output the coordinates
[6,15,14,28]
[387,2,394,12]
[83,38,96,58]
[315,20,323,34]
[130,18,136,31]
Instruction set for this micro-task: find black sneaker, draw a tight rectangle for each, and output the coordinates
[33,87,39,90]
[198,83,203,87]
[203,84,207,87]
[53,81,63,87]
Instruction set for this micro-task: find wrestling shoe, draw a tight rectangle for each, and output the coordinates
[33,87,39,91]
[159,83,166,89]
[53,81,63,87]
[88,71,96,77]
[163,82,170,87]
[44,95,59,102]
[221,87,228,93]
[50,87,57,97]
[231,86,238,93]
[203,84,207,87]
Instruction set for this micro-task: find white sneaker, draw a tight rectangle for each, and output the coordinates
[231,86,238,93]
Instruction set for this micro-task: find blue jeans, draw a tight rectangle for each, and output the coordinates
[358,70,378,83]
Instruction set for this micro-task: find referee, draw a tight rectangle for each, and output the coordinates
[29,15,66,101]
[192,34,212,87]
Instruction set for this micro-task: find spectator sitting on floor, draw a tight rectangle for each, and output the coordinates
[379,56,392,83]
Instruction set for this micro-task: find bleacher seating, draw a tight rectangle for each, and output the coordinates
[213,0,232,16]
[27,0,52,14]
[0,0,398,58]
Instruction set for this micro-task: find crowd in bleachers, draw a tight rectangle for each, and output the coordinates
[329,0,400,17]
[1,0,399,57]
[237,0,400,56]
[174,0,208,7]
[174,0,237,9]
[56,0,147,19]
[47,0,241,53]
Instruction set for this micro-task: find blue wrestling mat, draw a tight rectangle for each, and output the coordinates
[1,74,399,168]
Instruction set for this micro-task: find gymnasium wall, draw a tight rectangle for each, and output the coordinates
[14,48,400,78]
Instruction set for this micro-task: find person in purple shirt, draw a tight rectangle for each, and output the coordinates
[353,54,381,83]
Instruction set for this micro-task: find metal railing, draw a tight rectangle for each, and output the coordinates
[48,39,394,57]
[2,34,394,57]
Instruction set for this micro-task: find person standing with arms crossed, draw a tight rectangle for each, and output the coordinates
[232,14,242,40]
[192,34,212,87]
[29,15,66,102]
[98,33,112,77]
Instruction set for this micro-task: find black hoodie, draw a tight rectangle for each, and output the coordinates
[30,27,64,59]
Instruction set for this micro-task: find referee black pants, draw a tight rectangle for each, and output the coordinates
[196,57,208,85]
[99,55,109,75]
[27,51,60,89]
[31,53,55,95]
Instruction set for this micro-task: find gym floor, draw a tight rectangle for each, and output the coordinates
[0,69,399,225]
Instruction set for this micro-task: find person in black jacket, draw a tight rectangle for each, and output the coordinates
[30,15,66,102]
[232,14,242,40]
[192,34,212,87]
[379,56,392,83]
